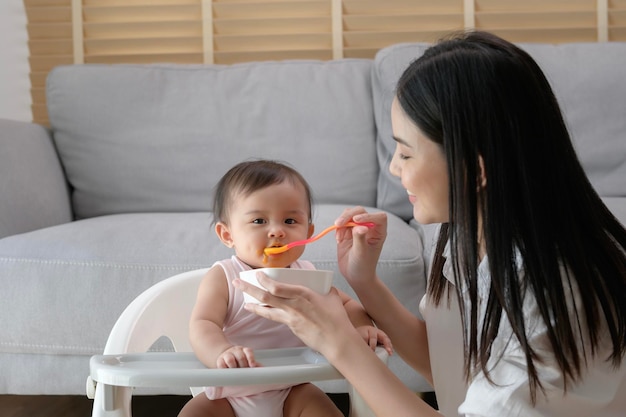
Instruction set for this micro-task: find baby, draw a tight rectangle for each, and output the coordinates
[178,160,392,417]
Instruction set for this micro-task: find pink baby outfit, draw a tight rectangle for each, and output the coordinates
[204,256,314,417]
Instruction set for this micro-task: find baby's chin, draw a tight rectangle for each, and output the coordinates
[263,258,293,268]
[249,248,304,269]
[245,255,291,269]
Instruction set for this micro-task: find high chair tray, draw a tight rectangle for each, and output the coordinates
[90,347,343,388]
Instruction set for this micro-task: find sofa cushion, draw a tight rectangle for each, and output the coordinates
[0,205,427,393]
[0,119,72,238]
[372,42,626,216]
[46,61,378,219]
[518,42,626,199]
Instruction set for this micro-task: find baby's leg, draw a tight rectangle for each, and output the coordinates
[178,393,235,417]
[284,383,344,417]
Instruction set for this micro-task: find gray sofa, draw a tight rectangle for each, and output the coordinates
[1,40,625,397]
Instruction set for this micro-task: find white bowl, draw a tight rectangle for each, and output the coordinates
[239,268,333,305]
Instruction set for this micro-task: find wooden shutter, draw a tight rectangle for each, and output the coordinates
[24,0,622,125]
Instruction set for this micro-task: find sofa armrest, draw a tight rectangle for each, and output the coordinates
[0,118,72,239]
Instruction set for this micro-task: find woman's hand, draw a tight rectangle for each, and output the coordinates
[335,207,387,287]
[234,274,437,417]
[233,274,361,359]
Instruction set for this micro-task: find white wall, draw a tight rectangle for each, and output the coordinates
[0,1,32,122]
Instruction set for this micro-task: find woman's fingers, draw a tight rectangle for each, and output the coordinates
[234,277,356,355]
[335,206,368,227]
[232,275,300,323]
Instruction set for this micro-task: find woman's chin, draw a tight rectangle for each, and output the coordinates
[413,209,444,226]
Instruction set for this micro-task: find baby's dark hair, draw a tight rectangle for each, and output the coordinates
[212,160,313,225]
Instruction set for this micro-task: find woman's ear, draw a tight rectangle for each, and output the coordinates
[308,223,315,239]
[215,222,234,248]
[478,155,487,189]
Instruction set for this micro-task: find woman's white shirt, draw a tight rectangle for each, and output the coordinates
[420,244,626,417]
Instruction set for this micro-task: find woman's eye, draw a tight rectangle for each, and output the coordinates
[399,153,410,160]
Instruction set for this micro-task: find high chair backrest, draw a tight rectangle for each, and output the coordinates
[102,268,208,397]
[104,268,208,354]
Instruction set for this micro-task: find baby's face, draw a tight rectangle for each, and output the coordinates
[223,181,313,268]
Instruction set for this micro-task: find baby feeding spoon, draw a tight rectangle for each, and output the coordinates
[264,221,375,256]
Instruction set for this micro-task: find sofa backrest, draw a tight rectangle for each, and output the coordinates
[372,41,626,219]
[47,60,378,219]
[518,42,626,199]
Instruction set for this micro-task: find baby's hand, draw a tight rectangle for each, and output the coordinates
[356,325,393,356]
[216,345,259,369]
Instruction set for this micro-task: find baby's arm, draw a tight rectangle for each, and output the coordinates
[338,289,393,355]
[189,266,258,368]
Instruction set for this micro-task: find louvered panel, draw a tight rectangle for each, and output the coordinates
[84,0,198,5]
[342,48,379,59]
[343,0,462,15]
[25,5,72,23]
[612,9,626,24]
[475,0,594,13]
[344,14,463,33]
[29,55,73,72]
[345,30,449,50]
[85,37,203,56]
[215,49,332,64]
[83,4,201,23]
[29,72,49,90]
[215,33,331,52]
[213,16,330,35]
[610,0,626,40]
[485,28,597,43]
[213,1,329,19]
[27,22,72,39]
[82,2,203,63]
[31,87,47,106]
[84,21,202,40]
[610,27,626,39]
[86,53,204,64]
[342,0,463,59]
[24,0,69,4]
[24,0,72,125]
[32,104,50,125]
[29,38,74,55]
[475,0,597,42]
[212,1,331,60]
[476,11,596,30]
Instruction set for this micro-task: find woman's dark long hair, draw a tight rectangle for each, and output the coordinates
[396,31,626,402]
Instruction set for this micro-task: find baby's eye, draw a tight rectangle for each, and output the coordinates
[284,218,297,225]
[252,218,266,225]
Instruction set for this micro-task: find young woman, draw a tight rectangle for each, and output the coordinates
[236,32,626,416]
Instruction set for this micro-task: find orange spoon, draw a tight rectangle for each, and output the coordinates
[264,221,375,256]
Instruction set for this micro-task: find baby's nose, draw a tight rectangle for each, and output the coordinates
[269,226,286,237]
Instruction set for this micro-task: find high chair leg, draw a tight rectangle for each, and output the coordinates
[92,381,133,417]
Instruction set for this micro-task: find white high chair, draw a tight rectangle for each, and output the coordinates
[87,268,387,417]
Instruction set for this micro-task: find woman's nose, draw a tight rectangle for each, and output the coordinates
[389,154,401,178]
